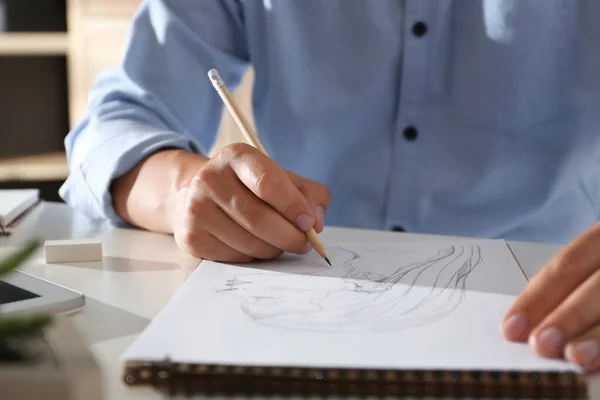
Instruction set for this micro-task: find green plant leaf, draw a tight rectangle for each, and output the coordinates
[0,240,40,279]
[0,314,52,339]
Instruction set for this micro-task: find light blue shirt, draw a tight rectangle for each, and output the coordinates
[59,0,600,245]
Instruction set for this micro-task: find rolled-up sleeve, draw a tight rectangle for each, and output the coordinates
[59,0,249,225]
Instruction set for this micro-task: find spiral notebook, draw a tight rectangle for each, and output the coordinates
[121,240,587,398]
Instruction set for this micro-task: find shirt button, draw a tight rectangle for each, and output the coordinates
[403,126,418,141]
[391,225,405,232]
[412,21,428,37]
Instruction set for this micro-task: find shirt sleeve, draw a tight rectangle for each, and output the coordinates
[59,0,250,225]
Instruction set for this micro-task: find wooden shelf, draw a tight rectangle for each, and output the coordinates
[0,32,68,56]
[0,152,69,181]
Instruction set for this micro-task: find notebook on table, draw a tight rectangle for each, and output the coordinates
[0,189,40,233]
[120,239,587,398]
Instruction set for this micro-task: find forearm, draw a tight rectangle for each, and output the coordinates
[111,149,208,234]
[59,0,250,225]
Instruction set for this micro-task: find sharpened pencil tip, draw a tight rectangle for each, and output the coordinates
[324,257,331,266]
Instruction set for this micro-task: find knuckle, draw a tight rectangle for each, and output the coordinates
[548,251,581,277]
[303,180,331,206]
[179,228,200,249]
[320,184,331,204]
[184,197,202,217]
[228,193,268,232]
[282,201,303,220]
[563,307,588,332]
[194,167,219,189]
[285,234,308,253]
[222,142,251,160]
[229,193,250,215]
[208,150,228,167]
[183,191,210,218]
[263,248,284,260]
[245,207,267,231]
[244,241,263,258]
[178,230,214,259]
[247,241,280,260]
[255,171,281,200]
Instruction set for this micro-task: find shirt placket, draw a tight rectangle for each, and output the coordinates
[385,0,431,233]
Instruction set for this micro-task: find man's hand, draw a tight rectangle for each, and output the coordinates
[501,221,600,371]
[172,143,330,262]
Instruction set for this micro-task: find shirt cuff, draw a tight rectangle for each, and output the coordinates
[59,121,200,227]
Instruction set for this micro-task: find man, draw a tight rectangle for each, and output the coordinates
[59,1,600,371]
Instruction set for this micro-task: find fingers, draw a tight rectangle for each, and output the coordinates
[500,255,586,343]
[528,269,600,358]
[188,233,253,263]
[224,143,317,232]
[173,183,282,262]
[173,142,331,261]
[501,222,600,370]
[565,326,600,371]
[502,225,600,341]
[195,158,311,254]
[175,223,253,263]
[172,188,252,263]
[287,170,331,232]
[187,191,284,260]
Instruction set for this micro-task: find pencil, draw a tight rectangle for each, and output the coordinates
[207,69,331,266]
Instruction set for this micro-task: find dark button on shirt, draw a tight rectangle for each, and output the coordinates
[403,126,418,141]
[412,21,428,37]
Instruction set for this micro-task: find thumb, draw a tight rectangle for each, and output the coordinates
[286,171,331,233]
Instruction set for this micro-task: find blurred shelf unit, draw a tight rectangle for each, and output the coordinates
[0,0,142,186]
[0,152,68,182]
[0,0,251,188]
[0,0,142,185]
[0,32,67,55]
[0,0,69,187]
[66,0,142,129]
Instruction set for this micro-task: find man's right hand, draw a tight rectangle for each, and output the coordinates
[171,143,330,262]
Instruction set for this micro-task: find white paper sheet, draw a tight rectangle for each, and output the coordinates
[122,240,578,372]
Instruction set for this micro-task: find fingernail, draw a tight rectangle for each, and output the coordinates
[300,241,313,254]
[502,313,527,340]
[316,206,325,226]
[566,339,600,368]
[531,327,563,354]
[295,213,314,232]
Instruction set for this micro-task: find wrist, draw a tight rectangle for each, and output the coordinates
[170,149,209,191]
[111,148,208,234]
[162,149,208,231]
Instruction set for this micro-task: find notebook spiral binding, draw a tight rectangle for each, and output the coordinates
[123,359,588,398]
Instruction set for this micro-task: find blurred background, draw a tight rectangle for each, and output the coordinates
[0,0,252,202]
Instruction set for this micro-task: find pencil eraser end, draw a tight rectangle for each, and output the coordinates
[208,69,224,89]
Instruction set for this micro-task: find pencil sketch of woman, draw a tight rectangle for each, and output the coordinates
[220,244,482,332]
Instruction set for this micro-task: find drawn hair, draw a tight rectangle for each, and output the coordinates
[219,244,482,332]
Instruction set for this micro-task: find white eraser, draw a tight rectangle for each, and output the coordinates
[44,239,103,264]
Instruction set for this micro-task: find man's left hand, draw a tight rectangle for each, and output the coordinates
[502,221,600,371]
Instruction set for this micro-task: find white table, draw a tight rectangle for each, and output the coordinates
[0,201,592,399]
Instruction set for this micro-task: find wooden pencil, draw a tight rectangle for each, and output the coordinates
[207,68,331,266]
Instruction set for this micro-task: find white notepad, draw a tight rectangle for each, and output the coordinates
[0,189,39,228]
[121,239,578,373]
